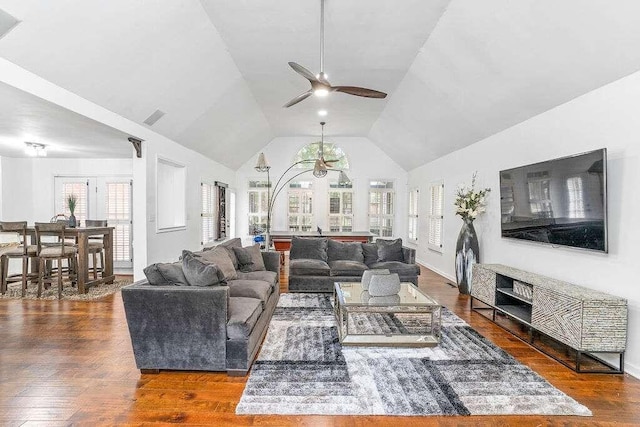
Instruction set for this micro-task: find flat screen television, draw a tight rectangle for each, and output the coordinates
[499,149,607,252]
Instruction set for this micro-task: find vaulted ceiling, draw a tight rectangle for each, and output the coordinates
[1,1,639,170]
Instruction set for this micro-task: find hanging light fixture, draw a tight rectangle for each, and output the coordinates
[254,152,270,172]
[338,170,351,185]
[313,121,328,178]
[24,142,47,157]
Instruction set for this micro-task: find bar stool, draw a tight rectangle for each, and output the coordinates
[84,220,107,279]
[0,221,39,296]
[34,222,78,299]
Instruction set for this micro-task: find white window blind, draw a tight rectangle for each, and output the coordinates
[201,182,215,245]
[288,181,314,232]
[566,176,585,219]
[369,181,394,237]
[248,180,269,234]
[106,181,132,263]
[328,181,353,232]
[428,182,444,252]
[408,188,419,242]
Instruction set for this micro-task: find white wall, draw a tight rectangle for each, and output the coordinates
[409,71,640,377]
[140,133,236,272]
[235,136,408,242]
[0,157,132,223]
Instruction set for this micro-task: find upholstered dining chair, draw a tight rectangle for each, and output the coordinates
[0,221,39,297]
[83,220,107,279]
[34,222,78,299]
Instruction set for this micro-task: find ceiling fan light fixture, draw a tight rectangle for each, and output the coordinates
[314,88,329,97]
[318,110,328,117]
[313,158,328,178]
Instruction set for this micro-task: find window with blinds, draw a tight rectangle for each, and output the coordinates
[106,181,132,263]
[248,180,269,234]
[408,188,419,242]
[62,181,89,225]
[369,181,394,237]
[328,181,353,232]
[288,181,313,232]
[428,182,444,252]
[201,182,216,245]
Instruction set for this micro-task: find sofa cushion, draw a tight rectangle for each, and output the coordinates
[362,243,379,266]
[289,236,328,261]
[204,238,242,270]
[227,279,273,308]
[195,246,238,281]
[329,260,369,276]
[368,261,419,276]
[182,250,224,287]
[233,244,266,272]
[289,259,331,276]
[327,240,364,263]
[227,297,263,340]
[236,270,278,288]
[376,238,404,262]
[143,262,188,286]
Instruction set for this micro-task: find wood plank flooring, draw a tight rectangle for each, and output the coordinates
[1,266,639,426]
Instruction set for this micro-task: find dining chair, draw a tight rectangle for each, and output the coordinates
[84,220,108,279]
[0,221,39,296]
[34,222,78,299]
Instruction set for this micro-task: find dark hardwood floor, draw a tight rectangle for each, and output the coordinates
[1,265,639,426]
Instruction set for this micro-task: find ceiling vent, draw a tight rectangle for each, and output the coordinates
[143,109,166,126]
[0,8,20,41]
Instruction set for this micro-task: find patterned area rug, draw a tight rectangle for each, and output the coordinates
[0,278,132,300]
[236,293,591,417]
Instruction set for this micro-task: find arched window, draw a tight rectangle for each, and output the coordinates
[292,142,350,170]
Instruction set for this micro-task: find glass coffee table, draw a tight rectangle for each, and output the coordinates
[333,282,442,347]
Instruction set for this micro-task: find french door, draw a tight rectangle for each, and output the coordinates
[54,176,133,270]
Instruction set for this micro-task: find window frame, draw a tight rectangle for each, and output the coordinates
[247,179,270,235]
[428,181,444,253]
[201,181,216,246]
[368,180,395,238]
[287,180,314,232]
[408,187,419,243]
[328,180,354,233]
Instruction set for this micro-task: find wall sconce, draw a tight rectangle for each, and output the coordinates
[24,142,47,157]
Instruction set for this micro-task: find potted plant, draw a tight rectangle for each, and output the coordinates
[67,194,78,228]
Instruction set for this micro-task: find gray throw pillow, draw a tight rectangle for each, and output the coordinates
[182,250,224,286]
[289,236,328,261]
[143,262,188,286]
[196,246,238,281]
[232,245,266,273]
[376,238,404,262]
[362,243,379,265]
[327,240,364,263]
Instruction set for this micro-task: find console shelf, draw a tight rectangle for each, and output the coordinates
[471,264,627,374]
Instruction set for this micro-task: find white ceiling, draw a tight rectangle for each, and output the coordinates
[0,82,132,158]
[1,0,640,169]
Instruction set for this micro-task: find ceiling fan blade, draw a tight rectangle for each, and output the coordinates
[283,90,313,108]
[288,62,319,83]
[333,86,387,99]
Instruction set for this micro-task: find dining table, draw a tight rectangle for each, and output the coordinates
[27,226,115,294]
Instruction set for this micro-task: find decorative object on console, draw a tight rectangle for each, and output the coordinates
[367,272,401,297]
[454,172,490,294]
[360,269,390,290]
[254,122,351,249]
[67,194,78,228]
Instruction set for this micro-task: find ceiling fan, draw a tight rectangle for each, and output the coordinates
[283,0,387,108]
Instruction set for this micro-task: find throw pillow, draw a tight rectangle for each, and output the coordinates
[143,262,188,286]
[327,240,364,263]
[362,243,379,265]
[289,236,328,261]
[196,246,238,281]
[182,250,224,286]
[376,238,404,262]
[232,245,266,273]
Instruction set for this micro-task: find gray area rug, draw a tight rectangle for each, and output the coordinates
[1,278,132,300]
[236,293,591,416]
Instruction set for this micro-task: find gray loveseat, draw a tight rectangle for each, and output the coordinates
[122,238,280,376]
[288,237,419,292]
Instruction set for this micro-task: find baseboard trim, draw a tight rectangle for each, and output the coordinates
[416,258,456,283]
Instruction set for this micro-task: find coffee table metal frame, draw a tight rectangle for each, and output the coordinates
[333,282,442,347]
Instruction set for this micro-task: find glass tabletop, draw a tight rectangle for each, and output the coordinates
[335,282,439,307]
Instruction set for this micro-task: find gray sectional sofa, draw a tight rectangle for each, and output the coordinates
[288,236,420,292]
[122,238,280,376]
